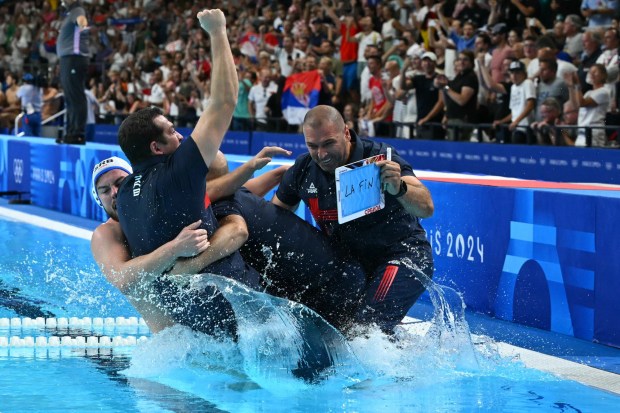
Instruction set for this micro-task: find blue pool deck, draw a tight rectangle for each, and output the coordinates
[1,196,620,396]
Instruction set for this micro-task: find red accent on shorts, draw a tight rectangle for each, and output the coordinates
[374,265,399,302]
[204,193,211,208]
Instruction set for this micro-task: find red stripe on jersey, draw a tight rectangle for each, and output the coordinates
[308,198,337,222]
[204,193,211,208]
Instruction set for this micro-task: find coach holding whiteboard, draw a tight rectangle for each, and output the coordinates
[272,105,435,334]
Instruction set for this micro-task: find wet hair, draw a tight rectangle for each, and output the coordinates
[117,107,166,164]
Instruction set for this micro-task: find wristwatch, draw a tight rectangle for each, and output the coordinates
[394,180,408,198]
[444,85,450,91]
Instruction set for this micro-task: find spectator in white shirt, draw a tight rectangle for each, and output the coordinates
[248,68,278,131]
[508,60,537,144]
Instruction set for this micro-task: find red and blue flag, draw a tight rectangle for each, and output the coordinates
[281,70,321,125]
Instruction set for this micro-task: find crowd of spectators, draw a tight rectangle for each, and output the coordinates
[0,0,619,147]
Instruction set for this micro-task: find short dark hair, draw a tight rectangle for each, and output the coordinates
[536,34,559,50]
[367,54,382,65]
[539,58,558,72]
[477,33,491,47]
[460,49,475,63]
[118,107,166,164]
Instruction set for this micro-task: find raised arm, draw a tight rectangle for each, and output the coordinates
[322,0,341,27]
[192,9,239,168]
[244,165,291,197]
[477,55,507,94]
[206,146,292,201]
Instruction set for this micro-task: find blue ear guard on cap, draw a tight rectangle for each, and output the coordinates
[91,157,133,208]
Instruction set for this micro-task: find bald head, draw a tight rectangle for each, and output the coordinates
[302,105,351,173]
[303,105,345,132]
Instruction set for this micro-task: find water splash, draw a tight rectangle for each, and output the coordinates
[194,275,367,393]
[1,238,136,318]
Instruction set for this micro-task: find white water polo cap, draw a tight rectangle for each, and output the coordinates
[91,156,133,207]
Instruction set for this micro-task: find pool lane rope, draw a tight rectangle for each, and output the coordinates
[0,316,150,348]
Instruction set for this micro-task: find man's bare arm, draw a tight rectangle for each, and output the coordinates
[91,220,209,293]
[377,160,434,218]
[170,215,249,275]
[192,9,238,168]
[244,165,290,197]
[206,147,292,201]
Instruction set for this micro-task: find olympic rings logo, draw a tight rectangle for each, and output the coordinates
[13,158,24,184]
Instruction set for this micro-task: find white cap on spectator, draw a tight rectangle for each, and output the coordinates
[422,52,437,62]
[407,43,424,58]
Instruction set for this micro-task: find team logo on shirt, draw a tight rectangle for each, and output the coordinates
[307,182,317,194]
[133,175,142,197]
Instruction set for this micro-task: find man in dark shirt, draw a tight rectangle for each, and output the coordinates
[577,30,603,93]
[115,9,252,339]
[406,51,443,140]
[57,0,90,144]
[437,50,479,141]
[272,105,435,334]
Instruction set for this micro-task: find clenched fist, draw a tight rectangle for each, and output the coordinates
[197,9,226,33]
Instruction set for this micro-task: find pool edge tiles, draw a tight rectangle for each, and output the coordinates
[495,341,620,396]
[0,206,93,240]
[401,316,620,396]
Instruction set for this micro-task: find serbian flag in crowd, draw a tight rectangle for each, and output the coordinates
[239,32,259,58]
[281,70,321,125]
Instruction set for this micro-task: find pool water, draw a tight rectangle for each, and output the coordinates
[1,211,619,412]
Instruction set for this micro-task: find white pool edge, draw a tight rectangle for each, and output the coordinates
[402,316,620,395]
[0,206,93,240]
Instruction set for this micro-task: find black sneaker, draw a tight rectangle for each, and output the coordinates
[64,135,86,145]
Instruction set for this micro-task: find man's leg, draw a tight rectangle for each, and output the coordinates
[154,277,239,340]
[355,245,434,333]
[60,56,88,141]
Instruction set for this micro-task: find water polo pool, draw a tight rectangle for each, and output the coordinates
[0,201,619,412]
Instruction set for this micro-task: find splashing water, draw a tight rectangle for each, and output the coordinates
[125,263,496,394]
